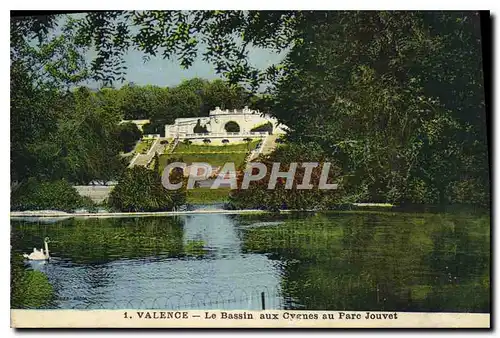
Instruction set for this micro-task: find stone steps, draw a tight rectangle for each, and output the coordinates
[128,137,162,168]
[261,134,280,155]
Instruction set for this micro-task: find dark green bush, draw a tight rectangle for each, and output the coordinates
[11,179,89,212]
[250,122,273,134]
[108,166,186,212]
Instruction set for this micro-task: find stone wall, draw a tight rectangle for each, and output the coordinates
[165,107,286,138]
[74,185,115,204]
[120,119,151,132]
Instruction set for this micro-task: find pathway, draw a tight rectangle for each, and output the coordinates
[260,134,280,155]
[128,137,163,168]
[245,134,280,161]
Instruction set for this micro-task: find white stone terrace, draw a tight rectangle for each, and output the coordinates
[182,131,269,139]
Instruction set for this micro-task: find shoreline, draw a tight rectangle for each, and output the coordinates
[10,209,274,219]
[10,203,395,219]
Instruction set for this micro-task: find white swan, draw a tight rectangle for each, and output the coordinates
[23,237,50,260]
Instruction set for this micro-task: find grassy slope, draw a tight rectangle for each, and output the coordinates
[174,141,259,153]
[160,152,248,169]
[159,141,260,204]
[159,140,260,170]
[135,139,154,154]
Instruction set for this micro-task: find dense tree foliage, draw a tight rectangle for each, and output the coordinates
[11,11,489,208]
[266,12,489,206]
[52,87,127,184]
[11,16,90,182]
[11,16,125,185]
[117,122,142,153]
[63,10,489,206]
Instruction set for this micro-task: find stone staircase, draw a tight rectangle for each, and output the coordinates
[167,138,180,154]
[129,137,180,168]
[261,134,280,155]
[246,134,281,162]
[129,137,162,168]
[131,154,150,167]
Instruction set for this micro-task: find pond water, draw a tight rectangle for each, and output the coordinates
[10,209,490,312]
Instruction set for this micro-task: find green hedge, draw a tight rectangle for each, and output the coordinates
[250,122,273,133]
[108,166,186,212]
[11,179,91,212]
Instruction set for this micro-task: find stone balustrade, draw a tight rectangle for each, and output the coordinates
[182,131,269,139]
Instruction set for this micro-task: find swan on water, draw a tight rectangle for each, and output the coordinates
[23,237,50,261]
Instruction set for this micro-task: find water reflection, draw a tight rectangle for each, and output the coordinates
[241,212,490,312]
[183,214,242,258]
[11,214,283,310]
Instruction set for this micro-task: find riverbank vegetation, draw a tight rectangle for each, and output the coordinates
[11,253,54,309]
[228,143,345,211]
[11,179,95,212]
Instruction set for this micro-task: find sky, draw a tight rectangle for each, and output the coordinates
[107,46,287,88]
[53,13,286,90]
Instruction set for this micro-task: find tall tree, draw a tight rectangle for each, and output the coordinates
[11,14,91,182]
[266,12,488,205]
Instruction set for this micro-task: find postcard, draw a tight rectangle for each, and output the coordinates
[10,10,491,329]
